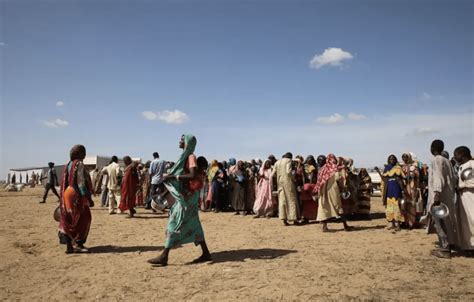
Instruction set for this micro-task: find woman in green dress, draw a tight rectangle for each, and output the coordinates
[148,134,211,267]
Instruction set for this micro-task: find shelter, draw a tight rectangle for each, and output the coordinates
[7,155,142,184]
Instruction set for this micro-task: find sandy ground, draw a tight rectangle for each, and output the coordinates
[1,187,473,301]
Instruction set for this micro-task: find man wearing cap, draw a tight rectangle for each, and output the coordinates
[40,162,60,203]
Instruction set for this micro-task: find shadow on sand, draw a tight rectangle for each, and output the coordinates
[208,248,297,264]
[318,224,386,233]
[89,245,164,254]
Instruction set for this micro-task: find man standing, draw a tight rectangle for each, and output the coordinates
[273,152,300,226]
[89,168,99,191]
[453,146,474,254]
[102,156,122,214]
[146,152,165,209]
[40,162,60,203]
[428,140,457,258]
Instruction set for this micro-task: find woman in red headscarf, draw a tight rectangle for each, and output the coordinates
[313,154,353,232]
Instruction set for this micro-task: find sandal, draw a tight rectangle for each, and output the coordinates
[148,257,168,267]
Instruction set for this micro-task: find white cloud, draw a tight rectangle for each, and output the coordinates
[43,118,69,128]
[422,92,431,100]
[157,110,189,124]
[411,127,439,137]
[142,111,158,120]
[142,110,189,124]
[309,47,354,69]
[316,113,344,124]
[0,42,6,46]
[56,101,64,107]
[348,112,367,121]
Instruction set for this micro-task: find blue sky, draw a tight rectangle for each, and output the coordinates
[1,0,473,179]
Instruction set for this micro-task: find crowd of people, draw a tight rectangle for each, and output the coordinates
[50,136,472,263]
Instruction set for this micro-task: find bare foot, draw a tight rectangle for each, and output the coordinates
[189,253,212,264]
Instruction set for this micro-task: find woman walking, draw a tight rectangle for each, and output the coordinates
[58,144,93,254]
[148,134,211,267]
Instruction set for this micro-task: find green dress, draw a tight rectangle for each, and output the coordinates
[164,134,205,248]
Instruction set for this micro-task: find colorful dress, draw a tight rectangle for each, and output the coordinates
[253,163,274,217]
[382,165,405,223]
[402,161,420,226]
[164,135,205,249]
[313,154,344,222]
[58,160,92,245]
[356,170,371,217]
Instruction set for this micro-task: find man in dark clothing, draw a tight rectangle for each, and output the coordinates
[40,162,60,203]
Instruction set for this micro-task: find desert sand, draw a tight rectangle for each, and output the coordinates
[1,187,473,301]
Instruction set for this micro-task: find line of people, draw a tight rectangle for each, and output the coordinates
[53,138,473,260]
[199,153,365,231]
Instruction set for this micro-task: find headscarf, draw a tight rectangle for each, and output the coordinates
[313,154,341,193]
[402,152,414,164]
[383,155,403,177]
[317,155,326,168]
[259,159,271,175]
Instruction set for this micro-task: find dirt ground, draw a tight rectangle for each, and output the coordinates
[1,187,473,301]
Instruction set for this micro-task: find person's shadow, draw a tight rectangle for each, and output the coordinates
[207,248,297,264]
[89,245,164,254]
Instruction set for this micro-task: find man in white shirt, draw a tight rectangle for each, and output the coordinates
[102,156,122,214]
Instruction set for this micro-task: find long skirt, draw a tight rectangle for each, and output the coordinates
[232,182,246,211]
[386,197,404,223]
[59,186,92,244]
[165,192,205,249]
